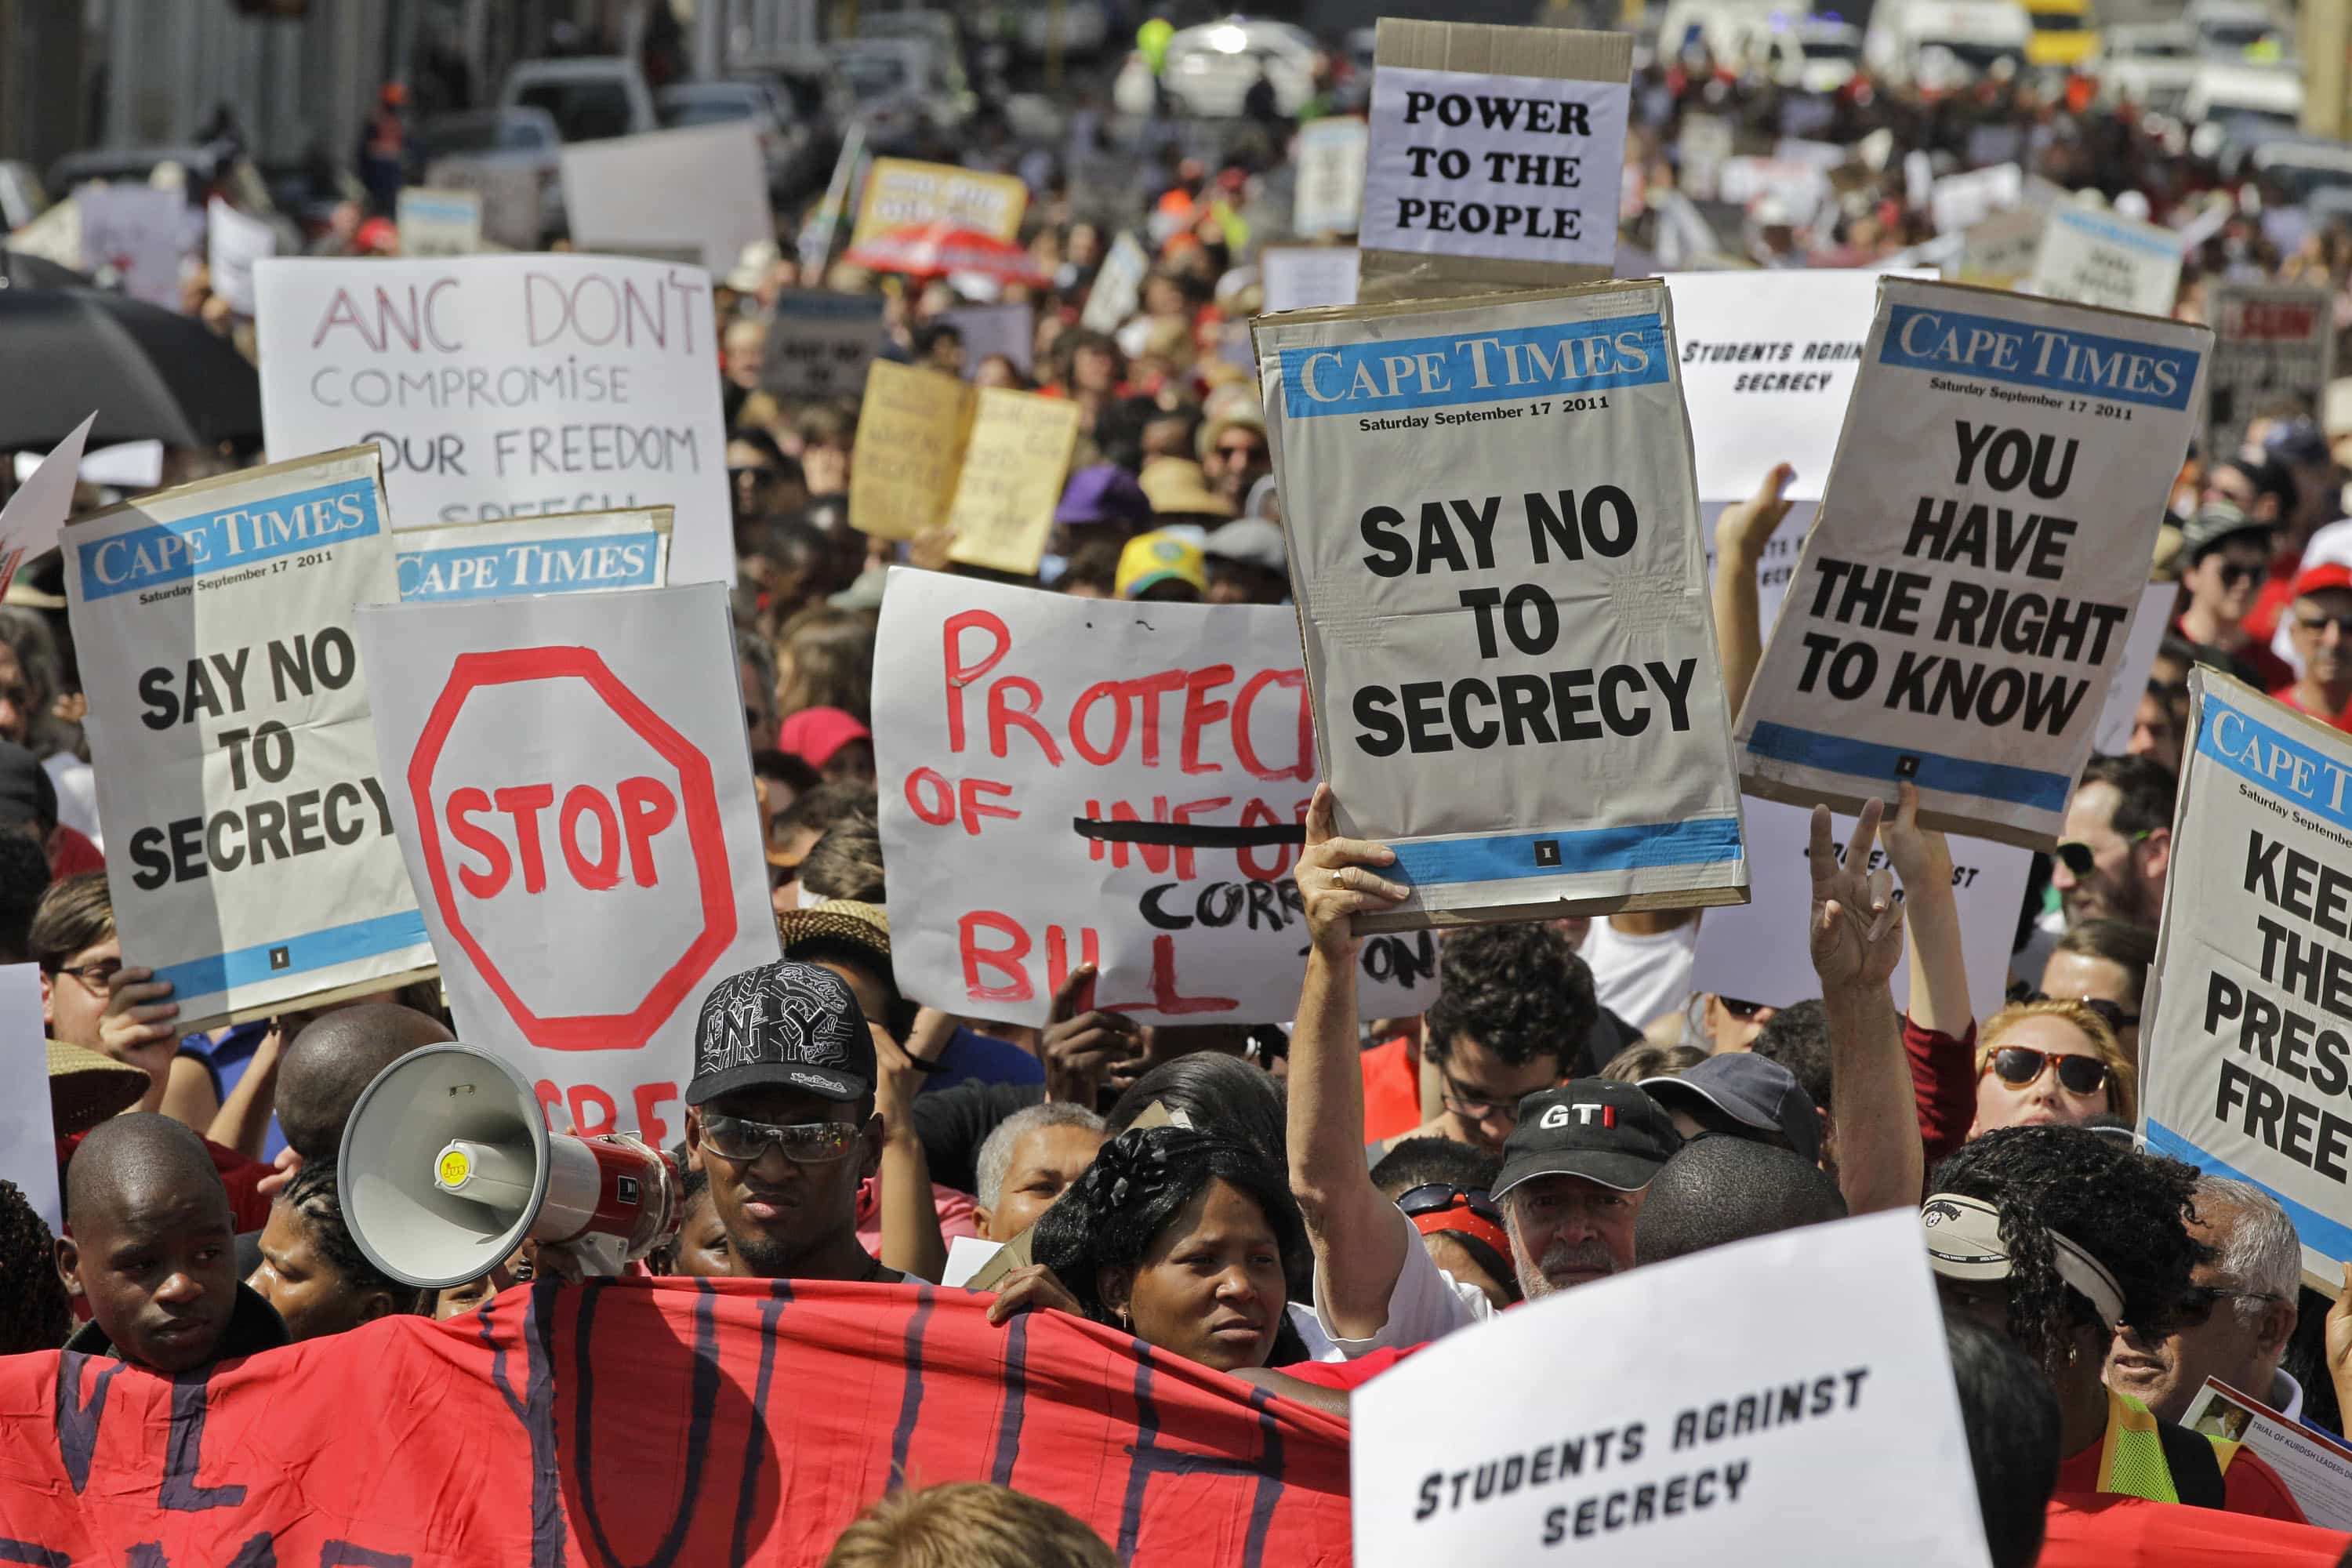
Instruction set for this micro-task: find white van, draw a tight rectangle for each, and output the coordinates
[1864,0,2034,85]
[2183,60,2304,136]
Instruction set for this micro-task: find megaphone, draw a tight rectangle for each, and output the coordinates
[339,1043,681,1290]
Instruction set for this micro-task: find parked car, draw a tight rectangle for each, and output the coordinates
[2022,0,2097,70]
[828,38,974,153]
[655,81,824,201]
[1112,18,1319,118]
[2185,0,2288,58]
[1724,14,1866,92]
[2245,140,2352,205]
[2089,23,2200,113]
[498,56,656,143]
[416,106,565,246]
[1863,0,2033,85]
[2182,59,2304,140]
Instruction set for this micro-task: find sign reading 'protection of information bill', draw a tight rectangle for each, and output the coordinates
[873,570,1439,1027]
[254,255,732,589]
[1737,278,2209,849]
[2139,671,2352,1290]
[1257,281,1748,930]
[64,447,436,1031]
[357,583,779,1142]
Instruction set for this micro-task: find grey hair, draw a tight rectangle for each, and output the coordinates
[2197,1176,2302,1326]
[975,1102,1109,1210]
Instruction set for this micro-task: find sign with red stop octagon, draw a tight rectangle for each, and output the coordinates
[359,584,779,1139]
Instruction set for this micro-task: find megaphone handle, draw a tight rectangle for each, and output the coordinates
[579,1134,683,1258]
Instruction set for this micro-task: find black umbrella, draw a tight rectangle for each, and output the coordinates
[0,250,90,290]
[0,286,261,450]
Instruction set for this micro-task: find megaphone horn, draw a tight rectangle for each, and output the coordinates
[339,1043,681,1290]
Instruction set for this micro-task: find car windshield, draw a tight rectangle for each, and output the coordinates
[660,94,756,128]
[514,81,634,142]
[2030,11,2086,29]
[840,54,908,96]
[1801,37,1862,58]
[423,116,550,156]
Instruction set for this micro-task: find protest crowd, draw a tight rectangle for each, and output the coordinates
[15,1,2352,1563]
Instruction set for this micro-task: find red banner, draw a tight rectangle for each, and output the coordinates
[0,1279,1352,1566]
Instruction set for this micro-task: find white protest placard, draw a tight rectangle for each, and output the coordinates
[1679,114,1733,201]
[205,198,274,317]
[558,122,772,276]
[254,254,731,589]
[2181,1379,2352,1529]
[1360,21,1631,280]
[1954,205,2044,289]
[1666,270,1919,503]
[1,415,94,599]
[394,187,483,257]
[1079,232,1150,334]
[0,964,59,1232]
[1734,278,2210,848]
[77,183,184,309]
[2139,671,2352,1289]
[1261,246,1361,314]
[1293,115,1369,236]
[2027,203,2183,318]
[873,570,1439,1028]
[356,583,779,1142]
[760,289,886,399]
[2206,285,2335,465]
[2092,580,2178,756]
[1352,1210,1991,1568]
[1929,163,2020,235]
[939,301,1036,377]
[1691,802,2031,1021]
[851,158,1028,246]
[395,506,671,602]
[62,447,436,1031]
[1256,281,1748,929]
[1716,158,1831,224]
[423,157,543,252]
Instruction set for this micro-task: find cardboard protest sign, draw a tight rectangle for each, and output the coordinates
[873,570,1441,1027]
[1679,113,1733,201]
[2206,285,2334,464]
[1716,157,1831,225]
[0,964,57,1231]
[1954,206,2044,290]
[2138,670,2352,1289]
[1256,281,1748,930]
[1359,19,1632,301]
[940,300,1036,376]
[1929,164,2021,235]
[1080,231,1151,333]
[62,447,435,1030]
[2092,581,2178,755]
[942,390,1082,576]
[253,254,732,589]
[0,1280,1352,1567]
[1352,1210,1990,1567]
[394,187,483,256]
[848,361,974,541]
[0,415,93,600]
[422,156,541,251]
[851,158,1028,246]
[2180,1379,2352,1528]
[1690,801,2031,1022]
[76,183,183,309]
[761,289,886,398]
[357,583,777,1139]
[204,197,274,316]
[394,506,672,602]
[796,121,866,278]
[1735,278,2210,848]
[1261,246,1362,314]
[1294,115,1369,236]
[558,122,773,275]
[2027,203,2183,317]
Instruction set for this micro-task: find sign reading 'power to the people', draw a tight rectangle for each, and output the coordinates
[358,583,779,1140]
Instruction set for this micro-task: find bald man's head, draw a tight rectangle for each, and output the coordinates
[60,1114,238,1371]
[278,1004,454,1166]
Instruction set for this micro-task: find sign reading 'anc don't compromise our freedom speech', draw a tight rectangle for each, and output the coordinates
[1257,282,1748,931]
[1737,278,2209,849]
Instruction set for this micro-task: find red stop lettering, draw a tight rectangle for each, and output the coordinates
[445,775,678,896]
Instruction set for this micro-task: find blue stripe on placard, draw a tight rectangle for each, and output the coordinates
[1747,721,2073,812]
[2194,694,2352,834]
[76,477,383,601]
[150,909,430,1001]
[1878,304,2199,412]
[2144,1120,2352,1263]
[1277,314,1669,418]
[396,532,664,601]
[1391,817,1743,888]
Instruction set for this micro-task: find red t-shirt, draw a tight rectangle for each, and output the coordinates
[2244,549,2305,644]
[1359,1035,1424,1145]
[2269,684,2352,734]
[2055,1436,2307,1523]
[2042,1494,2348,1566]
[1904,1015,1979,1169]
[48,825,103,879]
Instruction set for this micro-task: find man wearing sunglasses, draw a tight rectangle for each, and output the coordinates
[2107,1177,2303,1426]
[682,958,913,1284]
[2052,754,2173,930]
[2173,501,2290,694]
[2272,564,2352,734]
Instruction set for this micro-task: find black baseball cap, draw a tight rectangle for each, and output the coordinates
[685,958,873,1106]
[1642,1054,1821,1166]
[1492,1080,1681,1200]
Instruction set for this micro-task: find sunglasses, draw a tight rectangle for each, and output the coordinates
[699,1113,860,1165]
[2053,829,2151,877]
[1986,1046,2111,1098]
[730,465,782,487]
[1719,996,1769,1020]
[2297,612,2352,637]
[2023,989,2140,1033]
[2216,563,2263,589]
[1396,1183,1505,1229]
[2178,1283,2283,1328]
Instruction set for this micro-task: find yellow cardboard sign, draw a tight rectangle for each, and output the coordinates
[945,390,1082,577]
[848,361,974,541]
[851,158,1029,245]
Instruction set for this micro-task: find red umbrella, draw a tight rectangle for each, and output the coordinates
[843,222,1050,285]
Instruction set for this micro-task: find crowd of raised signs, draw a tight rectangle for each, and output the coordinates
[16,13,2352,1566]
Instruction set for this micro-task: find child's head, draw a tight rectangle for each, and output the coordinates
[58,1114,238,1371]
